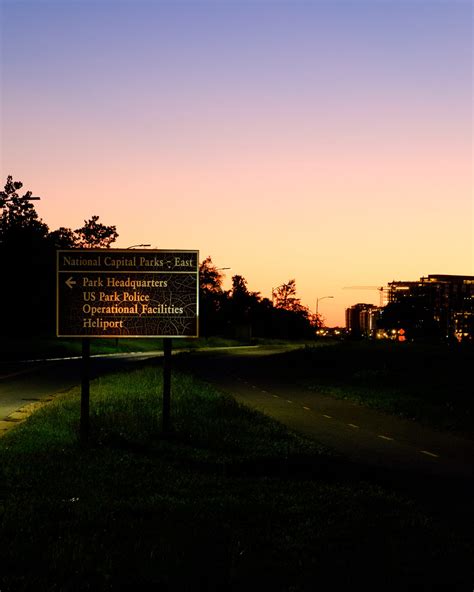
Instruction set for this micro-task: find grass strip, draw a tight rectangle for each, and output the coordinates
[0,364,472,591]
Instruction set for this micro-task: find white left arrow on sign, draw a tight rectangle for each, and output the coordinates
[65,277,77,289]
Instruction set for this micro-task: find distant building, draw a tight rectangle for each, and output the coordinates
[345,275,474,342]
[385,275,474,342]
[345,303,380,338]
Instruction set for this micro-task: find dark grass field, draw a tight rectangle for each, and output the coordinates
[0,364,473,591]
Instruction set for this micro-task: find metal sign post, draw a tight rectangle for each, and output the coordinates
[162,338,172,434]
[80,338,90,444]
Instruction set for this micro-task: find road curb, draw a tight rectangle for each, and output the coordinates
[0,397,56,437]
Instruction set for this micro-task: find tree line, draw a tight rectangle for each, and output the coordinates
[1,176,318,339]
[199,257,318,339]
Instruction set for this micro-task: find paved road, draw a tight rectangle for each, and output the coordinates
[179,346,474,485]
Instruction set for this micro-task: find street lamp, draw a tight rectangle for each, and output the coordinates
[316,295,334,316]
[0,194,41,206]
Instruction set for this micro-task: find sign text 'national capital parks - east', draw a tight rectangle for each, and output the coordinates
[57,250,199,338]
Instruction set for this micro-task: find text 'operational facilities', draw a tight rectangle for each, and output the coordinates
[57,249,199,337]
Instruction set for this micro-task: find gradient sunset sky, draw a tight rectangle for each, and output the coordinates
[1,0,472,326]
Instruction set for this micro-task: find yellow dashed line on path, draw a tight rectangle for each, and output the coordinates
[272,395,280,399]
[286,400,293,404]
[323,414,332,419]
[378,435,394,441]
[348,423,359,429]
[303,406,311,411]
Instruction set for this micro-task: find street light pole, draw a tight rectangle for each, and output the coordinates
[0,194,41,206]
[316,296,334,318]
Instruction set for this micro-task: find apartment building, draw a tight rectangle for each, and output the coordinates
[345,303,380,338]
[386,275,474,341]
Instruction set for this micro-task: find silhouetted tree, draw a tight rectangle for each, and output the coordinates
[0,176,49,245]
[0,176,119,336]
[273,279,306,312]
[47,227,77,249]
[231,274,248,296]
[229,274,263,340]
[199,256,225,294]
[271,279,314,338]
[0,177,52,335]
[199,256,228,336]
[74,215,118,249]
[231,275,261,309]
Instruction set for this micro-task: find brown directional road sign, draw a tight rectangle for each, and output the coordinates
[57,249,199,338]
